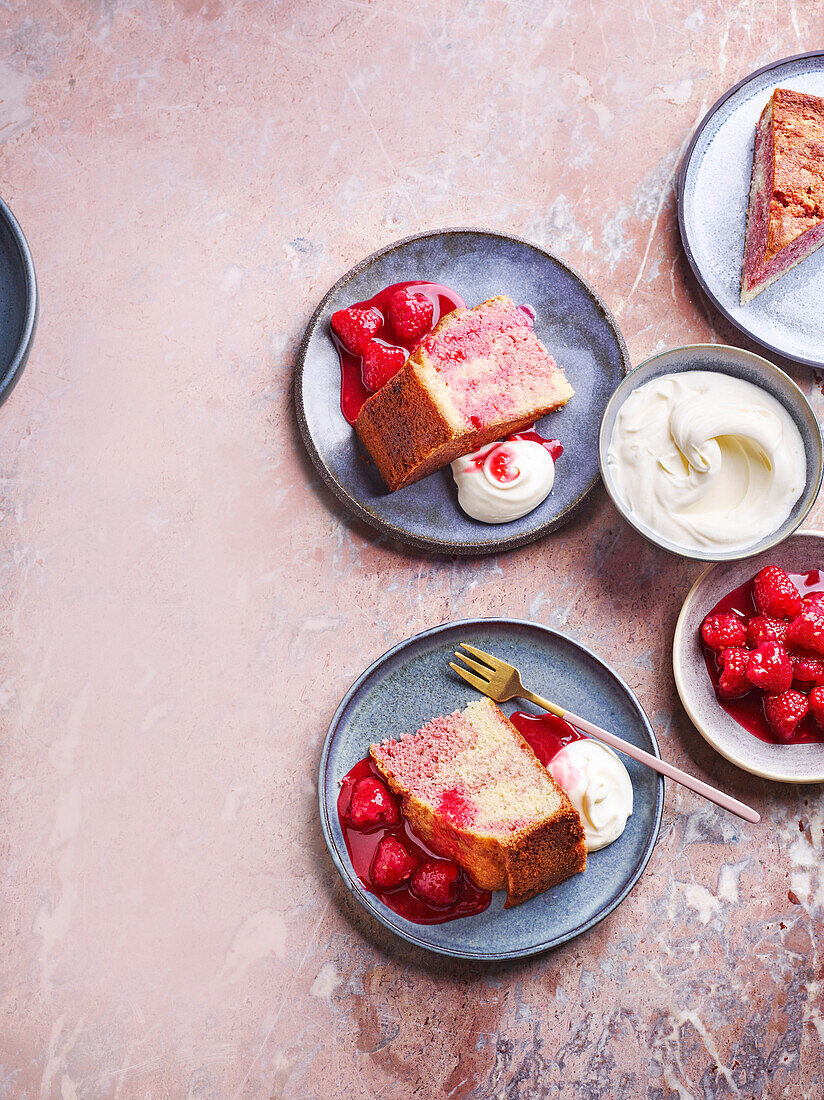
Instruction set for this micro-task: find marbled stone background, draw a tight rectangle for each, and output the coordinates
[1,1,823,1097]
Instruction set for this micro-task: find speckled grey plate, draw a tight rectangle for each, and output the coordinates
[319,618,664,959]
[599,344,823,562]
[295,229,629,555]
[0,197,37,406]
[674,532,824,784]
[678,52,824,367]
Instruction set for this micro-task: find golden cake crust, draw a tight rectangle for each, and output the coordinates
[766,88,824,261]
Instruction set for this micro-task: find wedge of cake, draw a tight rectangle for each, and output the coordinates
[356,296,574,491]
[741,87,824,304]
[370,698,586,907]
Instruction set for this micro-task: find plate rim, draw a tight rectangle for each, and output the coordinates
[318,615,665,960]
[672,529,824,783]
[0,196,38,407]
[676,50,824,368]
[597,342,824,562]
[294,226,631,556]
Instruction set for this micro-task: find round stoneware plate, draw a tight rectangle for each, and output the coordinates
[674,531,824,783]
[678,51,824,367]
[319,618,664,960]
[598,344,824,562]
[295,229,629,555]
[0,197,37,406]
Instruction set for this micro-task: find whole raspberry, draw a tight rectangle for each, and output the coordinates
[702,612,746,652]
[386,288,434,345]
[746,615,788,648]
[792,654,824,685]
[370,836,420,889]
[330,306,382,355]
[802,591,824,613]
[785,606,824,656]
[753,566,801,619]
[410,859,460,906]
[361,340,406,392]
[346,776,401,831]
[717,647,751,699]
[809,686,824,727]
[746,641,793,693]
[764,690,809,742]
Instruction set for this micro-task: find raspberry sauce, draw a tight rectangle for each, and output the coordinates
[703,569,824,746]
[337,757,491,924]
[509,427,564,463]
[333,281,466,425]
[508,711,585,766]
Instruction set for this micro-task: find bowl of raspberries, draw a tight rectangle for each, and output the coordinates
[674,534,824,783]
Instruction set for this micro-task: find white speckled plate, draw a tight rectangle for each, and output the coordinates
[673,531,824,783]
[678,52,824,367]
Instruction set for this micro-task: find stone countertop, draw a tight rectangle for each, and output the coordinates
[0,2,822,1097]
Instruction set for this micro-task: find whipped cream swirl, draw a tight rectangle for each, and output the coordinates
[550,740,633,852]
[607,371,806,553]
[451,440,555,524]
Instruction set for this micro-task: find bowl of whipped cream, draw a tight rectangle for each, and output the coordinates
[598,345,823,561]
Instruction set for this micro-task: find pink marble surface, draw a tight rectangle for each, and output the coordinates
[1,1,823,1096]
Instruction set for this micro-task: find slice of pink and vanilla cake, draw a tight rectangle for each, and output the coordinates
[741,88,824,303]
[370,698,586,907]
[356,296,573,491]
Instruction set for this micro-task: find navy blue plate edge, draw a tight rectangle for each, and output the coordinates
[0,197,38,407]
[293,227,631,557]
[317,616,665,961]
[676,50,824,370]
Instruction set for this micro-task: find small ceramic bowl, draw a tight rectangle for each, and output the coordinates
[673,531,824,783]
[598,344,824,562]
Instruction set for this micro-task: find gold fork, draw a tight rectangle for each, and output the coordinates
[450,642,760,824]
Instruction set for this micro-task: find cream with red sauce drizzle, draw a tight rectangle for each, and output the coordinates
[451,428,563,524]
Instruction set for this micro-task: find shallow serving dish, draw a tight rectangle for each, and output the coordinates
[0,197,37,406]
[319,617,664,960]
[673,531,824,784]
[598,344,823,562]
[295,228,629,556]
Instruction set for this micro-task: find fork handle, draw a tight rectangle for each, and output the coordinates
[520,689,761,825]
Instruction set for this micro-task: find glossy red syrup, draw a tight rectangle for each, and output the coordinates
[337,757,491,923]
[510,427,564,463]
[508,711,586,767]
[703,569,824,746]
[334,281,466,425]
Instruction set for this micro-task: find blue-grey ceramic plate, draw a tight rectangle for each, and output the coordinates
[599,344,824,562]
[0,197,37,405]
[295,229,629,555]
[678,52,824,367]
[319,618,664,959]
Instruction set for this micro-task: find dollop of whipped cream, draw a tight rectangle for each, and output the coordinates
[451,440,555,523]
[607,371,806,553]
[550,741,633,852]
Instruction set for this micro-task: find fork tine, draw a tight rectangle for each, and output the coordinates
[453,651,494,680]
[457,642,500,669]
[449,662,492,693]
